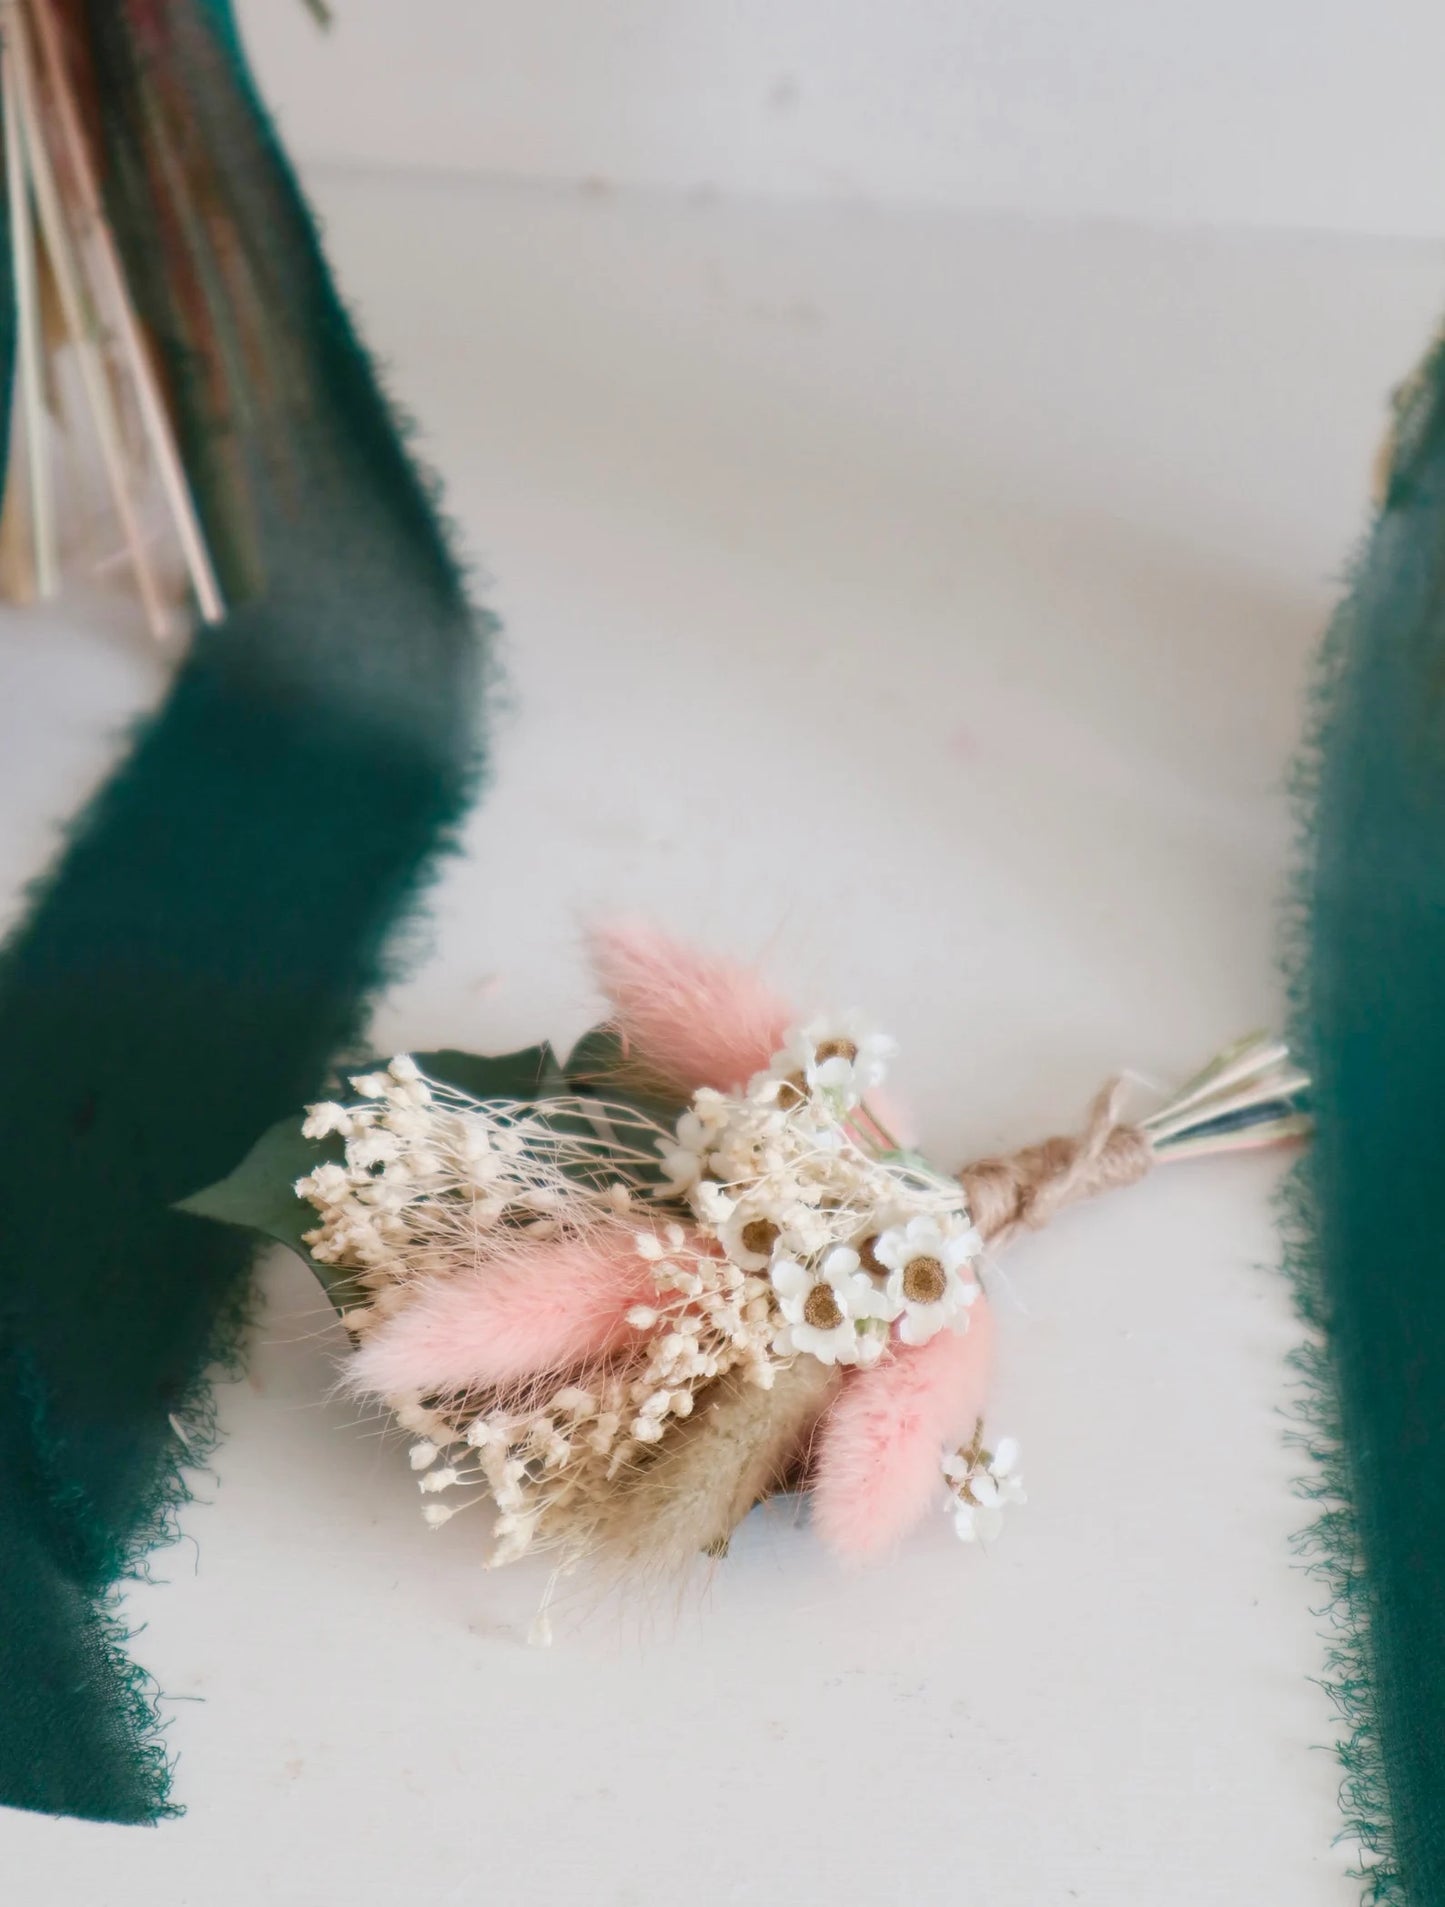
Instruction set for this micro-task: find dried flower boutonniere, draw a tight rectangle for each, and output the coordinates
[184,925,1308,1611]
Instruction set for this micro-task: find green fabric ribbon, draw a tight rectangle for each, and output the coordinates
[0,2,489,1823]
[1297,335,1445,1904]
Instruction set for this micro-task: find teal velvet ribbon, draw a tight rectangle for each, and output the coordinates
[1296,336,1445,1904]
[0,2,490,1822]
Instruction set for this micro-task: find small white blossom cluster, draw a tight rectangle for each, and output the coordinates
[299,1056,532,1285]
[295,1057,660,1334]
[663,1016,983,1367]
[942,1430,1026,1543]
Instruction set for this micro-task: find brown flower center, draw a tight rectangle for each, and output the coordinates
[856,1234,887,1279]
[901,1254,947,1305]
[740,1218,781,1258]
[814,1038,859,1064]
[802,1283,845,1331]
[777,1070,809,1109]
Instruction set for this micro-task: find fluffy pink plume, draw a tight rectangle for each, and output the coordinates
[810,1301,996,1561]
[345,1227,658,1400]
[587,920,793,1095]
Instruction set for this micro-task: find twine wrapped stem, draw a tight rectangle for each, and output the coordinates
[958,1080,1153,1250]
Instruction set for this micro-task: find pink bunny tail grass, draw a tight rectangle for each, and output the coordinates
[345,1228,658,1400]
[585,920,793,1095]
[809,1301,996,1562]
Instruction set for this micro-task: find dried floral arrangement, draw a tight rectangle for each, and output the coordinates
[184,924,1309,1601]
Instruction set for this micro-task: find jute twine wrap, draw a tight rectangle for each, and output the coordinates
[958,1079,1153,1251]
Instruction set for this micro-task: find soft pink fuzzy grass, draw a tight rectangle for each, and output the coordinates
[587,920,792,1095]
[810,1300,995,1561]
[346,1227,658,1400]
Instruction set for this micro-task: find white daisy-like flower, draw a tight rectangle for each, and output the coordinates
[771,1245,893,1364]
[952,1499,1003,1544]
[853,1319,891,1366]
[852,1209,912,1279]
[991,1435,1025,1491]
[944,1435,1025,1543]
[767,1013,898,1111]
[874,1214,981,1344]
[721,1197,837,1269]
[827,1245,901,1323]
[720,1201,791,1271]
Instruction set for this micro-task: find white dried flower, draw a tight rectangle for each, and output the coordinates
[771,1247,883,1365]
[553,1387,597,1418]
[394,1402,450,1438]
[346,1129,402,1171]
[301,1102,353,1140]
[874,1215,981,1345]
[296,1161,349,1203]
[693,1180,736,1226]
[765,1014,897,1111]
[719,1202,789,1271]
[657,1107,716,1194]
[944,1434,1025,1544]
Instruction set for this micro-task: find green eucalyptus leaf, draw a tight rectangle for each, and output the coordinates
[176,1117,333,1251]
[560,1022,693,1194]
[175,1119,363,1312]
[563,1023,686,1125]
[408,1044,563,1102]
[563,1024,628,1089]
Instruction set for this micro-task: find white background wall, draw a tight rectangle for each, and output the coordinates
[240,0,1445,237]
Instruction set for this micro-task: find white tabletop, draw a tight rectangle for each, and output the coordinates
[2,170,1438,1906]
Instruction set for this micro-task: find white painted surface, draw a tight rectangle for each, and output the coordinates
[2,173,1442,1903]
[238,0,1445,237]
